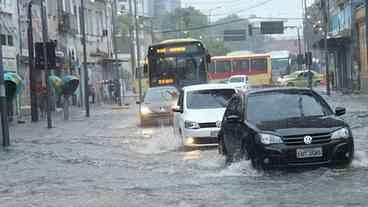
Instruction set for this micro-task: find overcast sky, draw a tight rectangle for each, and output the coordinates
[181,0,313,38]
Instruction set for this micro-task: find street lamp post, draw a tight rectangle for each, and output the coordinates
[80,0,90,117]
[40,0,52,128]
[0,24,10,147]
[322,0,330,96]
[27,2,38,122]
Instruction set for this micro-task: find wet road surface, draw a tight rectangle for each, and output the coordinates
[0,95,368,207]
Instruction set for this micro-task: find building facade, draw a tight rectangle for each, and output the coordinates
[13,0,117,109]
[0,0,18,73]
[306,0,368,93]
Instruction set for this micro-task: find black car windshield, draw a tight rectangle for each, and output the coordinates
[246,91,332,123]
[144,87,178,103]
[187,89,235,109]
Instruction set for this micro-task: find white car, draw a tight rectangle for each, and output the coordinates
[227,75,249,91]
[172,84,237,147]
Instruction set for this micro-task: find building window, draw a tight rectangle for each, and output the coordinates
[0,34,6,46]
[7,35,13,46]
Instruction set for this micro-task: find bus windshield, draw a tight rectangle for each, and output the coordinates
[149,54,206,87]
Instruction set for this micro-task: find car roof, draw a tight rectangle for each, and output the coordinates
[229,75,247,78]
[147,86,178,91]
[183,83,236,92]
[242,87,315,96]
[291,70,318,74]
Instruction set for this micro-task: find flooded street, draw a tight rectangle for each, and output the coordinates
[1,94,368,207]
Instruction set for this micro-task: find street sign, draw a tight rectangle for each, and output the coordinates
[223,30,246,41]
[35,41,57,70]
[260,21,284,34]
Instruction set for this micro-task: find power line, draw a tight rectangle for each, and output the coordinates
[155,16,302,34]
[211,0,275,17]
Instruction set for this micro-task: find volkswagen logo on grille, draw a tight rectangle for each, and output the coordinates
[304,136,313,145]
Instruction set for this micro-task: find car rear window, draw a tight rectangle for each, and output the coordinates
[246,91,332,123]
[186,89,235,109]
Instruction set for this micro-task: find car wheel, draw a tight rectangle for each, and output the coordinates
[286,82,295,87]
[218,137,227,155]
[314,80,321,86]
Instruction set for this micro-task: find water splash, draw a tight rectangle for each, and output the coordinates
[352,151,368,168]
[201,160,262,177]
[130,124,182,154]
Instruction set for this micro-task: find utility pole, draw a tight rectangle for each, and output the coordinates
[27,3,38,122]
[322,0,330,95]
[128,0,136,79]
[16,0,23,120]
[303,0,312,89]
[40,0,52,128]
[0,25,10,147]
[365,0,368,91]
[134,0,142,111]
[150,19,155,43]
[81,0,90,117]
[112,0,122,106]
[297,27,302,71]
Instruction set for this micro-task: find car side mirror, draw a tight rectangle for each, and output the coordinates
[172,106,183,113]
[335,107,346,116]
[226,114,241,123]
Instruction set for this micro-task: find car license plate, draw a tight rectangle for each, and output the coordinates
[296,147,323,159]
[210,130,219,137]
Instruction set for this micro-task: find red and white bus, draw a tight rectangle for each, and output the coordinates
[208,54,272,86]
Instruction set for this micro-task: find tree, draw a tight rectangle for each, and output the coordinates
[156,7,208,40]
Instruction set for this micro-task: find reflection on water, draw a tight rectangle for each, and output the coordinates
[130,123,181,155]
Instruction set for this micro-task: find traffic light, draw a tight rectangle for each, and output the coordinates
[305,52,313,66]
[35,41,57,70]
[248,24,253,36]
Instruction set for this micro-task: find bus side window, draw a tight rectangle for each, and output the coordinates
[209,61,215,73]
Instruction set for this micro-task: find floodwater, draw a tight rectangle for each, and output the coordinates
[0,94,368,206]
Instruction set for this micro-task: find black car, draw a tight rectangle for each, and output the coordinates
[218,88,354,169]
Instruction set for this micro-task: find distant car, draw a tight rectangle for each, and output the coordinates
[277,70,323,87]
[227,75,249,91]
[172,84,237,147]
[218,88,354,169]
[137,86,179,126]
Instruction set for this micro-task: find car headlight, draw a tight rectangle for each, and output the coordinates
[331,127,350,139]
[259,133,283,145]
[185,121,200,129]
[141,106,151,115]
